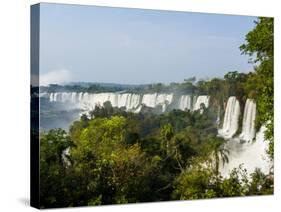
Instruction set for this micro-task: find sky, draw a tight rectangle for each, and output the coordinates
[39,3,257,85]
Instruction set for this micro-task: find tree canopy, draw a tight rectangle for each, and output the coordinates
[240,17,274,158]
[38,17,274,208]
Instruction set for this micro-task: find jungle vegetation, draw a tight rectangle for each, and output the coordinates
[38,17,274,208]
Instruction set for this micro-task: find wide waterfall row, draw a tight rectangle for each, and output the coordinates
[47,92,210,113]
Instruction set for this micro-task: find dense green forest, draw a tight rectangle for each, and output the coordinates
[37,17,274,208]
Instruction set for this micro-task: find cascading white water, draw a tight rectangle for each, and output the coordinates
[218,96,240,139]
[218,97,272,177]
[141,93,158,108]
[178,95,192,111]
[239,99,257,142]
[46,91,273,178]
[141,93,173,112]
[134,105,142,113]
[47,92,210,113]
[219,125,271,177]
[193,95,210,111]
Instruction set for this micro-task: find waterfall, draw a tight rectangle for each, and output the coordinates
[218,97,271,177]
[219,125,271,177]
[47,92,210,113]
[193,95,210,111]
[178,95,192,111]
[239,99,257,142]
[218,96,240,139]
[141,93,173,112]
[48,92,143,112]
[141,93,158,108]
[134,105,142,113]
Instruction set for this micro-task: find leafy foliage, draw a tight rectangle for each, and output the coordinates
[38,17,274,208]
[240,17,274,158]
[39,103,273,208]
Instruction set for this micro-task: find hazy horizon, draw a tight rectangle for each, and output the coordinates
[39,3,257,86]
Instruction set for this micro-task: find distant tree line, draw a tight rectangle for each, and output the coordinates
[37,17,274,208]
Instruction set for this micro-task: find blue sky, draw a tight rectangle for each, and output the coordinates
[39,3,257,85]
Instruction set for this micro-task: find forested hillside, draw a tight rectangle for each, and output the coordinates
[37,17,274,208]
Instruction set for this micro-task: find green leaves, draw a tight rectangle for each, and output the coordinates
[173,164,272,200]
[40,129,75,208]
[40,104,273,208]
[240,17,273,62]
[240,17,274,159]
[173,165,217,200]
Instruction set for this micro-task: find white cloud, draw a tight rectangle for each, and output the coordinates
[40,69,72,86]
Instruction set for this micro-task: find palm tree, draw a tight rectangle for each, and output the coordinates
[160,123,174,153]
[160,124,184,171]
[214,146,229,176]
[211,138,229,176]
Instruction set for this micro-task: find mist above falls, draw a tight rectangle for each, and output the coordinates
[40,91,272,177]
[44,92,210,114]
